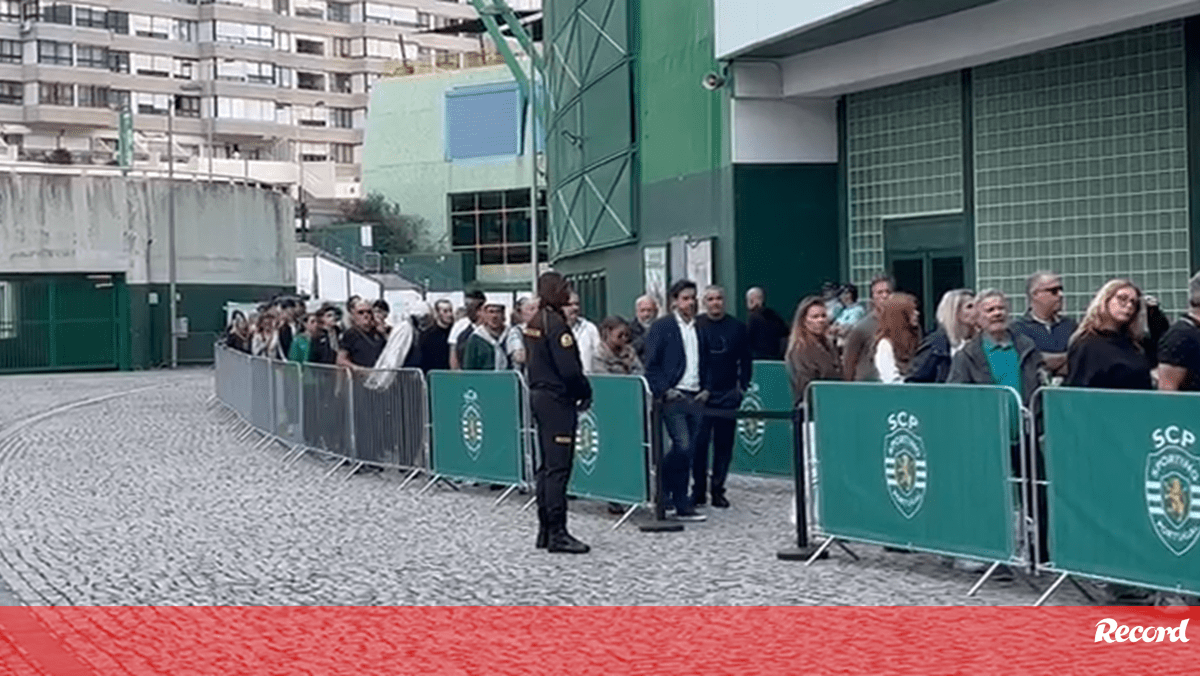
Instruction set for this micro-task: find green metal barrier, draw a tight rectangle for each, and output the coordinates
[731,361,794,478]
[810,383,1022,564]
[567,375,650,505]
[428,371,526,487]
[1042,388,1200,596]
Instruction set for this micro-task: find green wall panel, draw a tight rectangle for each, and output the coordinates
[974,21,1190,316]
[734,164,840,324]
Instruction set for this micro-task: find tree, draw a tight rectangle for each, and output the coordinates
[338,193,426,255]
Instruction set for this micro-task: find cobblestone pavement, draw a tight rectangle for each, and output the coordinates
[0,369,1093,607]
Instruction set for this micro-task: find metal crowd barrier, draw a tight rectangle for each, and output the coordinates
[211,344,430,480]
[799,382,1032,596]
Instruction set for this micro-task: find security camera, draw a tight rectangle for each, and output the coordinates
[701,72,726,91]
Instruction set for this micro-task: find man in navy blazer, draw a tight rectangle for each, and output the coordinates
[643,279,710,521]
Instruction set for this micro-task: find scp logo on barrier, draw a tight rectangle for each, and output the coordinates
[461,389,484,461]
[736,383,765,457]
[575,410,600,475]
[884,411,927,519]
[1146,425,1200,556]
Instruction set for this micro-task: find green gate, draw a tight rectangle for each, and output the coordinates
[731,361,794,478]
[544,0,638,258]
[0,273,128,373]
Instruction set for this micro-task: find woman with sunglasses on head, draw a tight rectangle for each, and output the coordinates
[1065,279,1152,390]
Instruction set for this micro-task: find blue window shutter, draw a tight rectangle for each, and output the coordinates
[445,82,522,160]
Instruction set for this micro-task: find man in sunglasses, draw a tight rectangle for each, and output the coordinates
[1011,271,1077,380]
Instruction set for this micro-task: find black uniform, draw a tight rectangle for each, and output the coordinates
[524,308,592,542]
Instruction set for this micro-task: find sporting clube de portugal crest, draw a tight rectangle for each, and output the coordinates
[461,389,484,461]
[884,411,927,519]
[1145,425,1200,556]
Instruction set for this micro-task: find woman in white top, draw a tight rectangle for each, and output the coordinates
[872,292,922,383]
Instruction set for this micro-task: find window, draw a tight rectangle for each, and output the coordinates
[0,1,19,22]
[106,10,128,34]
[135,92,170,115]
[0,39,19,64]
[175,58,196,80]
[328,2,350,22]
[107,50,129,73]
[75,5,107,28]
[293,0,325,19]
[78,84,112,108]
[449,189,548,265]
[295,37,324,56]
[365,38,399,59]
[133,54,171,78]
[39,82,74,106]
[131,15,170,39]
[333,38,354,58]
[216,96,276,121]
[566,270,607,321]
[215,21,272,47]
[364,2,417,26]
[175,95,200,118]
[173,19,197,42]
[331,143,355,164]
[38,40,72,66]
[77,45,109,69]
[331,107,354,129]
[296,71,324,91]
[445,82,522,160]
[332,73,352,93]
[0,281,14,340]
[0,80,22,105]
[296,104,327,126]
[41,3,71,24]
[216,59,273,84]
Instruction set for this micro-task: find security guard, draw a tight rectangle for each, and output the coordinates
[524,272,592,553]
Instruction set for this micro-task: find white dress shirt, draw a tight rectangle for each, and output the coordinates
[675,311,700,392]
[874,338,903,384]
[571,317,602,375]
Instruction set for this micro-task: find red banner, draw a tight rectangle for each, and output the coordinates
[0,606,1194,674]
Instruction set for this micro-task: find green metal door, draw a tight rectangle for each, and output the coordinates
[0,274,125,373]
[884,215,972,333]
[545,0,637,259]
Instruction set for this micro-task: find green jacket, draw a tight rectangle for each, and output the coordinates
[288,334,312,363]
[462,330,509,371]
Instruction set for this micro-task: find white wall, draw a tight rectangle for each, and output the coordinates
[715,0,876,59]
[776,0,1200,97]
[731,97,838,164]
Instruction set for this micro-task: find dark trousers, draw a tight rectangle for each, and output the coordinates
[662,396,703,513]
[532,390,577,531]
[693,414,736,499]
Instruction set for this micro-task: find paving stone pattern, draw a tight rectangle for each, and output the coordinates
[0,370,1092,606]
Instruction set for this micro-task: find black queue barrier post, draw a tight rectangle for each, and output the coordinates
[639,399,684,533]
[777,404,827,561]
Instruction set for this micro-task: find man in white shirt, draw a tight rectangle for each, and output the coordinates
[643,279,709,521]
[564,292,601,375]
[448,290,487,370]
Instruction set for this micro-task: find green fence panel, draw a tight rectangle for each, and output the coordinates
[429,371,525,486]
[731,361,794,478]
[1042,389,1200,594]
[568,375,650,505]
[811,383,1019,562]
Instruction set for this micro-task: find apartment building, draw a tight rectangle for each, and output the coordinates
[0,0,520,201]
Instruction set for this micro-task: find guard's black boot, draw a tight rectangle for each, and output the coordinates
[547,528,589,554]
[536,527,548,549]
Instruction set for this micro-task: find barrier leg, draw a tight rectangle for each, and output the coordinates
[341,461,365,481]
[322,457,347,479]
[611,504,639,531]
[803,537,835,567]
[1068,577,1098,604]
[639,401,684,534]
[1033,572,1070,607]
[417,474,443,496]
[967,561,1002,597]
[521,496,537,512]
[493,484,518,506]
[399,468,422,490]
[779,406,829,561]
[835,541,860,561]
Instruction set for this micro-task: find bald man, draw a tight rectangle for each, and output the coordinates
[745,287,788,360]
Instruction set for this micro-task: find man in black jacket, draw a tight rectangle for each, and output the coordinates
[644,279,710,521]
[694,285,752,508]
[745,287,788,360]
[418,299,454,372]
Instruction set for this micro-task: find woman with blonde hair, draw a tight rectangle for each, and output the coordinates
[908,289,977,383]
[1065,279,1152,390]
[873,293,922,383]
[784,296,842,406]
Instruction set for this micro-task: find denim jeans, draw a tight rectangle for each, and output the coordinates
[662,397,703,512]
